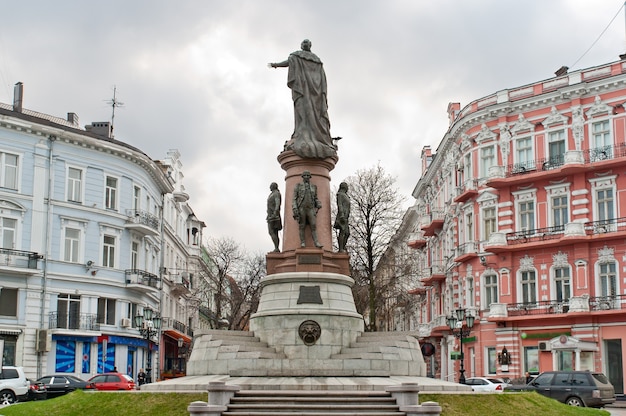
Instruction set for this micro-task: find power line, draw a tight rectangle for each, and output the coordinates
[570,1,625,70]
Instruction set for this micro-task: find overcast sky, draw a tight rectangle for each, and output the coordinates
[0,0,624,254]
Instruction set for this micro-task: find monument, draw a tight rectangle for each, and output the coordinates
[171,38,425,382]
[143,42,460,405]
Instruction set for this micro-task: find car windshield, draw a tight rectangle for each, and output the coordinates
[122,374,134,382]
[487,378,504,384]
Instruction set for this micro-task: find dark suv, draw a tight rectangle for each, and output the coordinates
[506,370,615,407]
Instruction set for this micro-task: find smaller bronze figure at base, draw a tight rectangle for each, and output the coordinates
[266,182,282,252]
[334,182,350,252]
[292,171,323,248]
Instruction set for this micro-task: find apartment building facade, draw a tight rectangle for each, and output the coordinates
[0,84,209,382]
[407,59,626,393]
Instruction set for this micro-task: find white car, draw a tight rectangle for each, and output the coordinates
[465,377,510,392]
[0,366,29,404]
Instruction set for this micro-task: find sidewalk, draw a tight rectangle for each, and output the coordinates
[607,396,626,408]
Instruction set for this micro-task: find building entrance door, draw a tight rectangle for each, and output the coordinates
[606,339,623,394]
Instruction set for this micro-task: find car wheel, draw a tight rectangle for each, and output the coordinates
[0,390,16,405]
[565,396,584,407]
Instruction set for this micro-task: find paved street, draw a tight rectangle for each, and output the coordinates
[608,402,626,416]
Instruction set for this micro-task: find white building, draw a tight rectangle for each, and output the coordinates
[0,83,210,382]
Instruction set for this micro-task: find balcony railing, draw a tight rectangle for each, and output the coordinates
[455,241,477,258]
[589,294,625,310]
[500,144,626,180]
[422,209,445,224]
[124,209,160,237]
[454,179,479,203]
[126,209,159,229]
[506,156,565,177]
[171,273,190,289]
[494,294,625,318]
[507,300,570,316]
[506,225,565,244]
[0,248,43,269]
[584,217,626,235]
[125,269,160,288]
[49,312,100,331]
[162,316,194,337]
[424,261,447,276]
[583,143,626,163]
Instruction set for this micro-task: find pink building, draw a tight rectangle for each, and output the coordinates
[409,58,626,393]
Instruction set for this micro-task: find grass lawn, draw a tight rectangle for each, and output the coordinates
[0,390,613,416]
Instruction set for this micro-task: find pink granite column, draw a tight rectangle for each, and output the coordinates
[278,150,338,253]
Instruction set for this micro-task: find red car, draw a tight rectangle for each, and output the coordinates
[87,372,136,391]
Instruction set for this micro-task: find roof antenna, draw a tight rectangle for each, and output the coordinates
[106,86,124,138]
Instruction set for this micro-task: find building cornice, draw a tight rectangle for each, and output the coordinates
[0,106,174,195]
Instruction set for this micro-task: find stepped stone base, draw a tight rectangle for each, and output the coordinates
[187,330,425,377]
[187,271,426,378]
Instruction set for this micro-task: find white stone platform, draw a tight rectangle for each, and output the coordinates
[140,375,471,393]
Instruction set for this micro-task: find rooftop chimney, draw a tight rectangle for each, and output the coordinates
[67,113,79,127]
[421,145,433,176]
[447,102,460,126]
[85,122,112,139]
[554,66,569,77]
[13,82,23,113]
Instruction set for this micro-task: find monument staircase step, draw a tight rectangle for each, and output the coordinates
[330,332,417,361]
[357,332,418,339]
[222,390,406,415]
[201,329,262,342]
[196,329,287,360]
[330,352,402,360]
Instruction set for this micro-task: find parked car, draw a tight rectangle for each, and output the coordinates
[505,370,616,407]
[0,366,29,404]
[26,379,47,401]
[465,377,510,392]
[36,375,93,398]
[87,373,136,391]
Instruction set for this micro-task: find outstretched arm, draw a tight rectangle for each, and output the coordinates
[268,60,289,68]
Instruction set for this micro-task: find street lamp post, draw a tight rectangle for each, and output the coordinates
[447,308,475,384]
[134,307,162,383]
[177,337,189,375]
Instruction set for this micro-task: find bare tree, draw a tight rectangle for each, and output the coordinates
[204,237,244,322]
[228,252,265,330]
[198,238,265,330]
[343,163,406,331]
